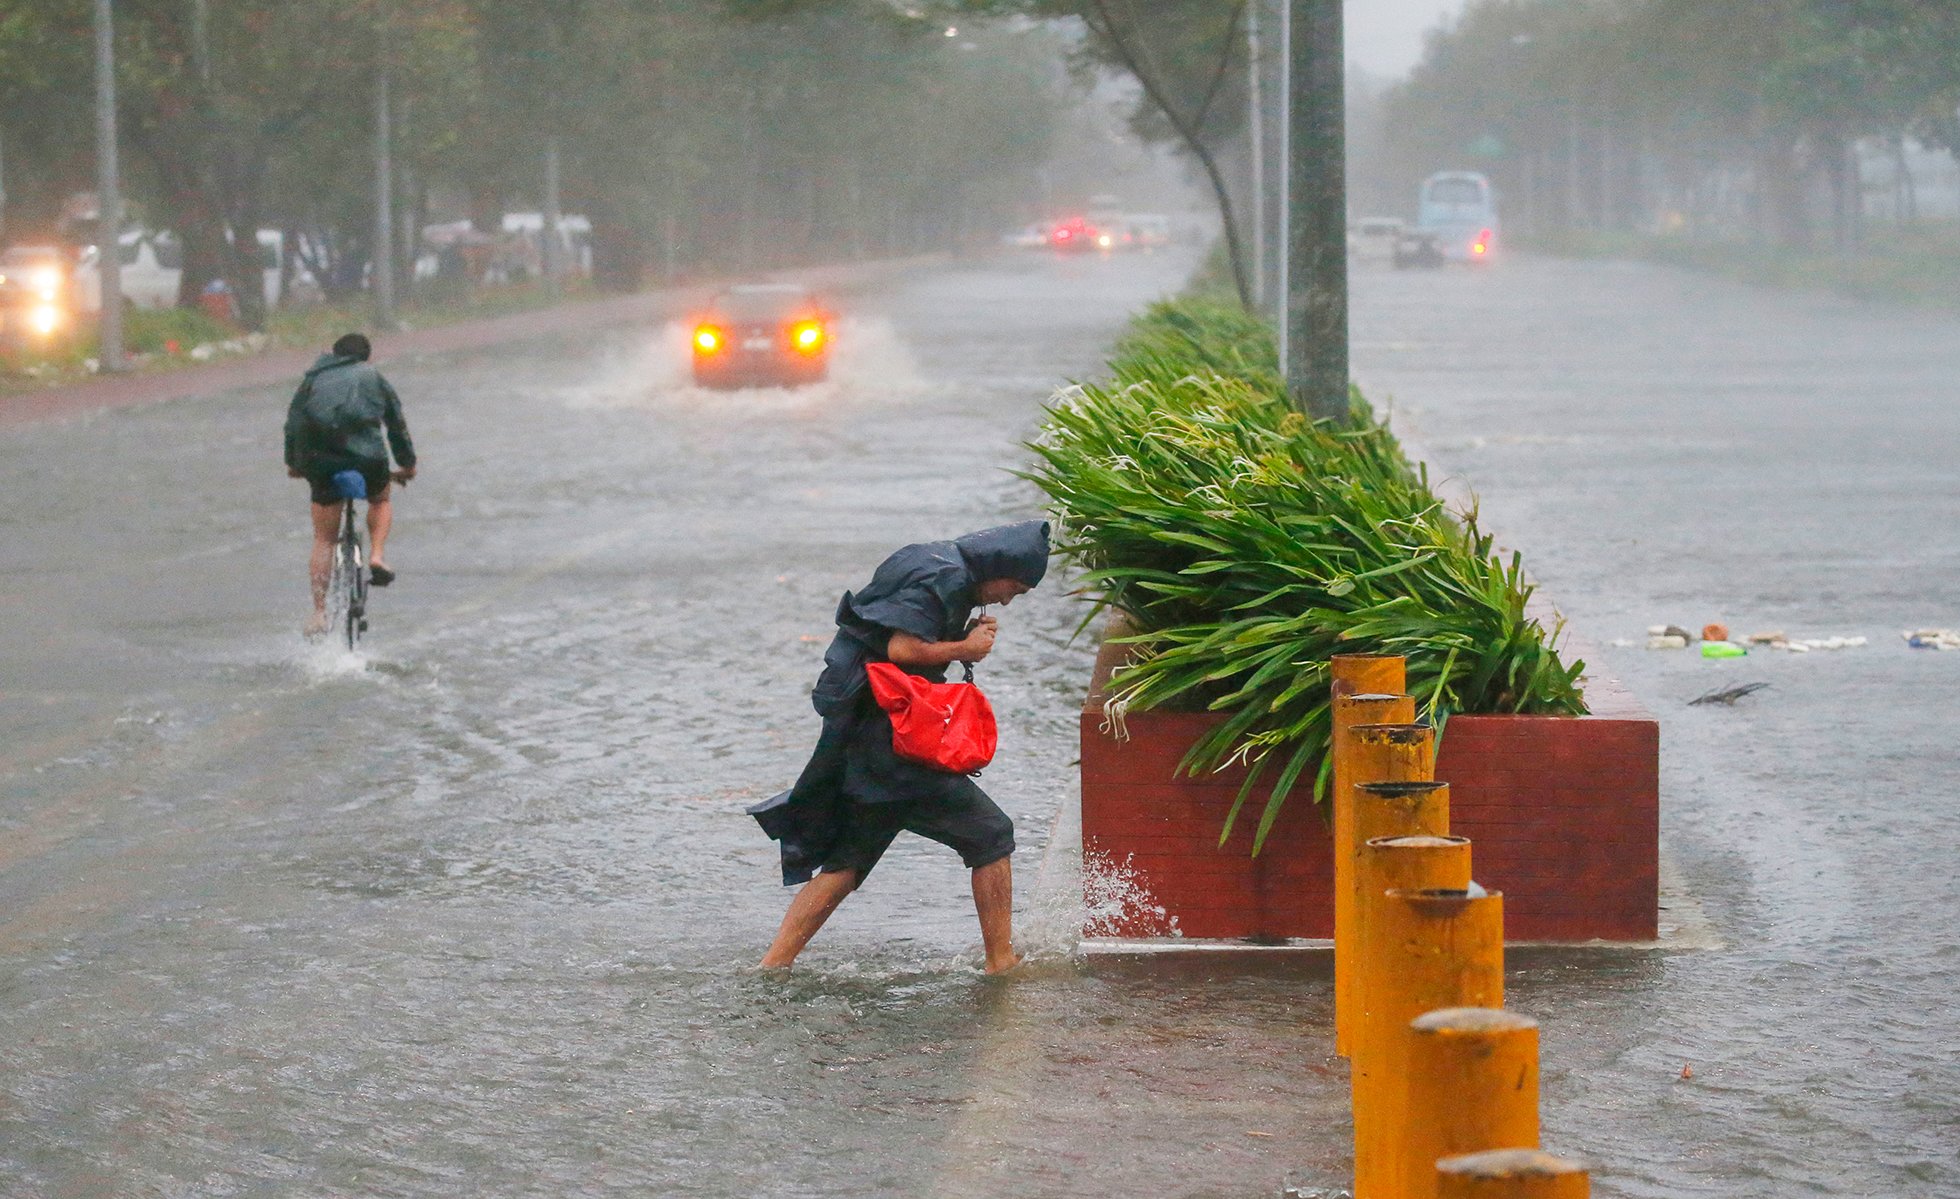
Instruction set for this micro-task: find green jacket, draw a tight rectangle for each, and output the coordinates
[283,353,417,477]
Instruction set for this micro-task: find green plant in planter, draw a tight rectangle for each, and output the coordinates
[1026,304,1585,854]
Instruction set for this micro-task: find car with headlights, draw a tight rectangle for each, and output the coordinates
[690,283,832,388]
[0,246,74,345]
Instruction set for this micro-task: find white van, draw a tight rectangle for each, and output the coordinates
[74,228,296,312]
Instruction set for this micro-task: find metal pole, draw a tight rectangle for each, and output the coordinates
[1354,887,1505,1198]
[373,60,395,329]
[1286,0,1347,420]
[542,135,563,290]
[94,0,125,373]
[1401,1008,1542,1198]
[1247,1,1264,309]
[1274,0,1290,361]
[0,126,9,242]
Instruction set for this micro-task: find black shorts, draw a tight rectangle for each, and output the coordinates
[820,788,1015,885]
[306,464,391,507]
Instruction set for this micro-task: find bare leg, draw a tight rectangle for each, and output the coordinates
[971,857,1021,974]
[306,501,340,632]
[367,492,394,570]
[760,868,859,969]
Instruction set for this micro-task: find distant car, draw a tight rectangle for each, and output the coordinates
[1002,224,1049,249]
[690,283,832,388]
[1048,217,1111,252]
[1348,217,1406,262]
[1416,170,1499,263]
[1392,229,1447,270]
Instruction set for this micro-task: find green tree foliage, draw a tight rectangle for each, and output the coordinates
[1377,0,1960,250]
[0,1,1070,321]
[970,0,1255,305]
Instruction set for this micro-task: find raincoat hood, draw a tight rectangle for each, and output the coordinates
[304,352,361,379]
[955,520,1051,589]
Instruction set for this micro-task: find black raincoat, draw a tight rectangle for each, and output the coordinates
[750,520,1051,885]
[283,353,416,478]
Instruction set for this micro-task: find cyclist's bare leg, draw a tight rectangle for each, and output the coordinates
[367,491,394,572]
[306,501,340,634]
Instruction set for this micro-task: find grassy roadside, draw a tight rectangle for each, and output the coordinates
[0,277,598,398]
[1522,226,1960,308]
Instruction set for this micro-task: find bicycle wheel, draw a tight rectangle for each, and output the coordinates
[325,501,367,651]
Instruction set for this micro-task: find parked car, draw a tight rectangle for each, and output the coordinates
[71,229,302,312]
[690,283,832,388]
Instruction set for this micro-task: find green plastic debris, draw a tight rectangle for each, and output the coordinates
[1701,641,1747,659]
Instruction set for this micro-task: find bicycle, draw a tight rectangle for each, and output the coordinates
[324,471,372,651]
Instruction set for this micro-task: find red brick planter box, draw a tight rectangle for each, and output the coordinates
[1080,638,1659,943]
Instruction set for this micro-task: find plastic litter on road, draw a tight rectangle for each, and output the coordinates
[1905,628,1960,650]
[1638,621,1871,653]
[1690,681,1770,706]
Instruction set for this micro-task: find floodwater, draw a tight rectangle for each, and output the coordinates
[0,245,1954,1197]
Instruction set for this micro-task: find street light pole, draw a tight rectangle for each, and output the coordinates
[1286,0,1347,421]
[373,59,396,329]
[93,0,125,373]
[541,135,563,291]
[1247,0,1265,308]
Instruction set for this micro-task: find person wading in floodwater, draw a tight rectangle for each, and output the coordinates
[750,520,1051,974]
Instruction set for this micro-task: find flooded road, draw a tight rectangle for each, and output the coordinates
[1354,257,1960,1197]
[1,248,1354,1198]
[2,247,1954,1198]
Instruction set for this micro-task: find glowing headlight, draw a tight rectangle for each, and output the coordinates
[694,326,723,353]
[1096,234,1113,248]
[791,321,825,353]
[28,303,62,336]
[30,266,62,298]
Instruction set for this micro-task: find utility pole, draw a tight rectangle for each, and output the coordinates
[373,59,396,329]
[541,136,563,291]
[1247,1,1265,308]
[94,0,126,373]
[1286,0,1347,421]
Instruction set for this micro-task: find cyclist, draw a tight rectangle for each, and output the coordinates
[284,333,417,637]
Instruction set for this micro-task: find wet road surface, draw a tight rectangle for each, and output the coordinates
[2,247,1955,1197]
[2,248,1353,1198]
[1354,255,1960,1197]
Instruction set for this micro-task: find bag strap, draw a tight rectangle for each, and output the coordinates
[960,661,975,684]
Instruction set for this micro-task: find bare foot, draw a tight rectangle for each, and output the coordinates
[983,953,1025,976]
[303,612,328,638]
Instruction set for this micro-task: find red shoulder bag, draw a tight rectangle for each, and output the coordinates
[863,661,998,775]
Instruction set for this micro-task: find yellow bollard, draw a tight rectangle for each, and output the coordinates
[1330,653,1407,708]
[1351,830,1469,1065]
[1397,1008,1541,1199]
[1437,1148,1589,1198]
[1338,776,1448,1059]
[1352,887,1504,1199]
[1348,833,1471,1199]
[1334,722,1434,1056]
[1331,695,1416,1055]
